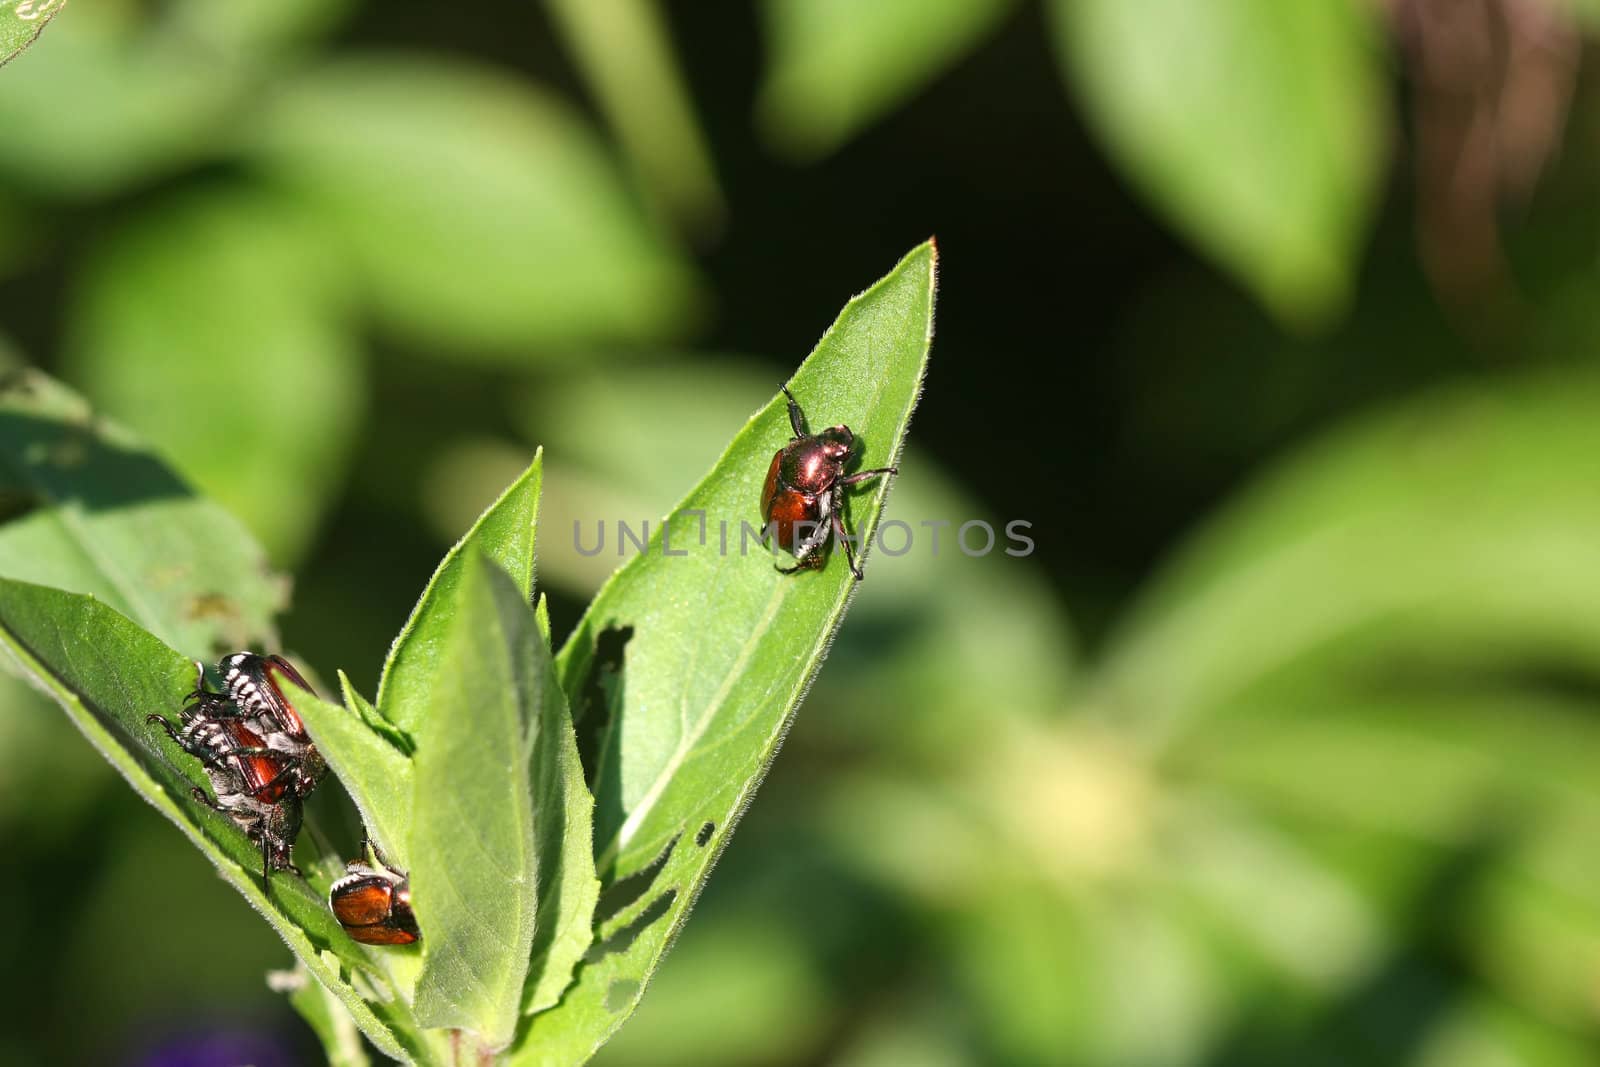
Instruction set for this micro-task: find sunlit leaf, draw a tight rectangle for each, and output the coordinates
[0,369,285,660]
[1104,372,1600,746]
[247,55,700,357]
[523,592,599,1018]
[166,0,354,55]
[379,453,542,735]
[373,451,597,1023]
[758,0,1014,158]
[1049,0,1386,324]
[409,552,541,1047]
[284,678,412,870]
[63,186,363,564]
[0,6,232,194]
[519,241,937,1061]
[545,0,723,232]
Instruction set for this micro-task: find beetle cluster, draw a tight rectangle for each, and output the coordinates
[149,652,419,944]
[148,653,327,890]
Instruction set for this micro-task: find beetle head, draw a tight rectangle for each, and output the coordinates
[817,425,854,459]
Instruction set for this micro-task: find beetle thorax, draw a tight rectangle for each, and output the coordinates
[780,439,846,493]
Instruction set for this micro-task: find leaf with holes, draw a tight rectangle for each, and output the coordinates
[0,578,422,1061]
[518,241,937,1062]
[0,369,285,661]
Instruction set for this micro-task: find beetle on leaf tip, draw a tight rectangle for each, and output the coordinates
[761,385,897,580]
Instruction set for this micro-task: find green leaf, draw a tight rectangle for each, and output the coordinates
[164,0,355,56]
[1048,0,1385,324]
[0,0,62,68]
[1172,691,1600,845]
[0,369,285,660]
[246,55,700,356]
[544,0,723,232]
[0,579,419,1061]
[522,594,599,1017]
[283,676,413,870]
[0,6,230,195]
[379,452,542,735]
[1102,371,1600,747]
[521,241,937,1061]
[758,0,1014,158]
[518,361,1076,750]
[62,186,363,564]
[0,0,352,194]
[340,668,413,754]
[410,552,541,1047]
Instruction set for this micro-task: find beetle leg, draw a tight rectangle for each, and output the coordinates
[781,385,810,438]
[146,713,182,744]
[262,834,273,900]
[150,714,235,767]
[839,466,897,487]
[830,501,866,580]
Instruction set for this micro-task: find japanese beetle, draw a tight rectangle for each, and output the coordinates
[148,695,306,884]
[147,655,325,891]
[330,846,419,946]
[761,385,897,579]
[218,652,327,797]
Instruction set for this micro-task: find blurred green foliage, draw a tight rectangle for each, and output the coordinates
[1,0,1599,1065]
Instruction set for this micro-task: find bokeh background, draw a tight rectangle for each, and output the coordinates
[4,0,1600,1064]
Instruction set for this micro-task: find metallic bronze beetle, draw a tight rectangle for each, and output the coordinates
[761,385,896,580]
[330,846,419,946]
